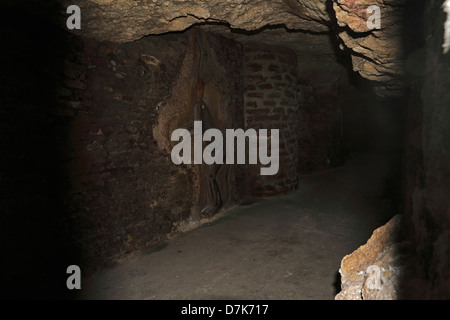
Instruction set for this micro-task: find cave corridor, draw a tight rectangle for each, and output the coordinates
[1,0,450,300]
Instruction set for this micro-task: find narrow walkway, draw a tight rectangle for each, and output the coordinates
[82,152,396,299]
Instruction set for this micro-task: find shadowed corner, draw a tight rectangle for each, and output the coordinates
[1,0,450,301]
[0,1,82,299]
[333,270,341,296]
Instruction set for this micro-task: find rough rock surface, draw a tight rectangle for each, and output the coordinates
[403,0,450,299]
[65,0,330,43]
[335,214,409,300]
[62,0,419,98]
[332,0,410,98]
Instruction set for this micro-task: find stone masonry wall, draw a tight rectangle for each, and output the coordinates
[0,5,244,298]
[67,31,244,277]
[243,44,299,197]
[66,34,196,274]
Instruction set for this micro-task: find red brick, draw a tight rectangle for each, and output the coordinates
[246,63,263,73]
[263,100,276,107]
[253,53,276,60]
[285,90,295,98]
[267,92,281,99]
[246,75,265,83]
[246,101,258,108]
[247,92,264,98]
[274,82,287,88]
[271,75,282,81]
[268,64,280,72]
[258,83,273,90]
[246,108,269,114]
[273,107,286,114]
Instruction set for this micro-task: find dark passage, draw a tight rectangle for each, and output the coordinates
[1,0,449,300]
[81,151,397,299]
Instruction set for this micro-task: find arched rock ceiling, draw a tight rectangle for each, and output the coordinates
[69,0,409,97]
[70,0,330,41]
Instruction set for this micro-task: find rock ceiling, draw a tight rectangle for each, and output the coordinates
[67,0,411,97]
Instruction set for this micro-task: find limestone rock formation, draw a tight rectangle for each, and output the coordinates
[66,0,330,43]
[63,0,416,98]
[335,214,409,300]
[332,0,409,98]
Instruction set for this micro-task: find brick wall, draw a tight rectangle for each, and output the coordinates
[243,44,299,197]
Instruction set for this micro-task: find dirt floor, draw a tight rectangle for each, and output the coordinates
[81,152,397,299]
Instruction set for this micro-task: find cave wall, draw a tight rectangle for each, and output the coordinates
[294,52,354,173]
[69,29,245,272]
[0,4,85,298]
[152,28,245,216]
[297,79,348,172]
[336,0,450,300]
[332,0,409,98]
[65,34,197,273]
[0,7,245,296]
[5,0,450,300]
[27,31,198,278]
[402,0,450,299]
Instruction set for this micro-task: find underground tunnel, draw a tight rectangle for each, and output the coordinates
[1,0,450,300]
